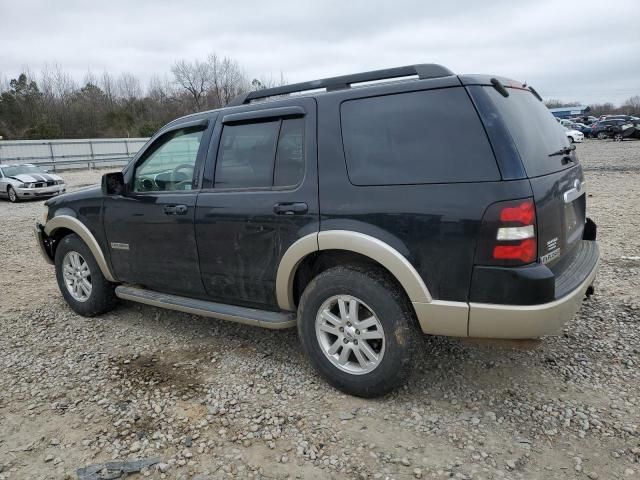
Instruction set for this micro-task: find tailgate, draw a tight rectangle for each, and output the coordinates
[465,82,587,271]
[530,164,586,267]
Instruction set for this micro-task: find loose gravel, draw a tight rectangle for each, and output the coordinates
[0,140,639,479]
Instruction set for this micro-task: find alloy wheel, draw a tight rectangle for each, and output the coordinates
[62,251,92,302]
[315,295,386,375]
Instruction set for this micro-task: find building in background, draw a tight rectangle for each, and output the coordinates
[548,105,591,119]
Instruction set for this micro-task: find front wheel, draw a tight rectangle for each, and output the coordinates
[7,186,18,203]
[568,136,575,143]
[298,265,417,397]
[54,233,117,316]
[613,133,623,142]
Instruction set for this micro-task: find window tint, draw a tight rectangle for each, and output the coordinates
[134,128,204,192]
[215,121,279,189]
[274,118,304,187]
[214,118,305,189]
[472,87,572,178]
[340,88,499,185]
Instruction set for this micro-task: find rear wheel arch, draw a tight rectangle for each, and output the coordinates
[276,230,432,311]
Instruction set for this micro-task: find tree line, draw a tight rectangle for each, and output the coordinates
[0,53,284,140]
[2,57,639,140]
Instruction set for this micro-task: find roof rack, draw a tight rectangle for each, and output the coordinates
[228,64,454,107]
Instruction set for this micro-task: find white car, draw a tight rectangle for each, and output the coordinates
[0,163,66,202]
[565,128,584,143]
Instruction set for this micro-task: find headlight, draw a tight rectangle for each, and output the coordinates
[42,206,49,223]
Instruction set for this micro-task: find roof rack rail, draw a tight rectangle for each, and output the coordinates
[227,64,454,107]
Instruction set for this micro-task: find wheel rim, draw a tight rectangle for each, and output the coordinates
[8,188,16,201]
[315,295,386,375]
[62,251,92,302]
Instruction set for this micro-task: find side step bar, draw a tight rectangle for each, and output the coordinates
[115,286,296,329]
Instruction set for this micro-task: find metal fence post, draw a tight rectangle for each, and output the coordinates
[89,140,95,170]
[48,142,56,172]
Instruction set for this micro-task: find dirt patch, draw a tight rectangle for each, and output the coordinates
[112,351,205,394]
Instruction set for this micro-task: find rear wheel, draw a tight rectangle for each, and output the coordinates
[613,133,623,142]
[7,186,18,203]
[597,132,607,140]
[298,265,417,397]
[54,234,117,316]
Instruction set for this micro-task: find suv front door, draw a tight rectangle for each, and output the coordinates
[196,98,318,310]
[103,118,212,296]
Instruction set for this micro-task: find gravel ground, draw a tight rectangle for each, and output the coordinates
[0,140,638,480]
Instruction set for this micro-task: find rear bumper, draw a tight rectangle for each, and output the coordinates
[467,246,598,338]
[416,239,599,339]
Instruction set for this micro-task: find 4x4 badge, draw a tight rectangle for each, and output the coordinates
[110,242,129,251]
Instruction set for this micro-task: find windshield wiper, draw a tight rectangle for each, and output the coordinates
[548,144,576,157]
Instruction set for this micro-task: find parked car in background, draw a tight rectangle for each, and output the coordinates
[35,65,599,397]
[557,118,573,127]
[0,164,66,203]
[570,122,592,137]
[565,127,584,143]
[591,119,633,140]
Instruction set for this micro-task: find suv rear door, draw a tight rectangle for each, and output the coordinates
[467,83,586,272]
[195,97,318,309]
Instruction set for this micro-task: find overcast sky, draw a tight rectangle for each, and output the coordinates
[1,0,639,105]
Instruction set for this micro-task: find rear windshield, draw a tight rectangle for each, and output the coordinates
[477,86,571,178]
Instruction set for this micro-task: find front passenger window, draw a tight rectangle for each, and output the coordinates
[134,128,204,192]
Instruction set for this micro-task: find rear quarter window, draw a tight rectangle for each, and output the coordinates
[340,88,500,185]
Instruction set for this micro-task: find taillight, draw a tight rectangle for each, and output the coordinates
[475,198,537,266]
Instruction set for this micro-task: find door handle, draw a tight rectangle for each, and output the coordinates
[164,204,188,215]
[273,202,308,215]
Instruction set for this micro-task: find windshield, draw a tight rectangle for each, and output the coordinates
[478,87,572,177]
[2,165,47,177]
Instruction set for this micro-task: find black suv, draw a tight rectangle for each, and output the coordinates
[36,64,599,397]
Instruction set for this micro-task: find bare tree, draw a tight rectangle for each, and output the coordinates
[100,71,117,106]
[117,72,142,101]
[207,54,250,107]
[171,59,211,110]
[622,95,640,115]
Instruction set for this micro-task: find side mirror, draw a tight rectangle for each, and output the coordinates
[102,172,126,196]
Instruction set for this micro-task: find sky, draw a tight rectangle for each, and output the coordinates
[1,0,639,105]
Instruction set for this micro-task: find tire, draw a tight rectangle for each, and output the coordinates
[613,133,623,142]
[597,132,607,140]
[7,186,18,203]
[568,136,574,143]
[297,264,418,397]
[54,233,117,317]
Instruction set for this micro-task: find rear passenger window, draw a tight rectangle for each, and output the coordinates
[215,121,279,188]
[340,89,499,185]
[214,118,305,189]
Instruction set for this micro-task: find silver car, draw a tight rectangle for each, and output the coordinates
[0,164,66,202]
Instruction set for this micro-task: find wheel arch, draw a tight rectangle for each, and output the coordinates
[44,215,116,282]
[275,230,432,312]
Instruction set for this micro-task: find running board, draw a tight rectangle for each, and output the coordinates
[115,286,296,329]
